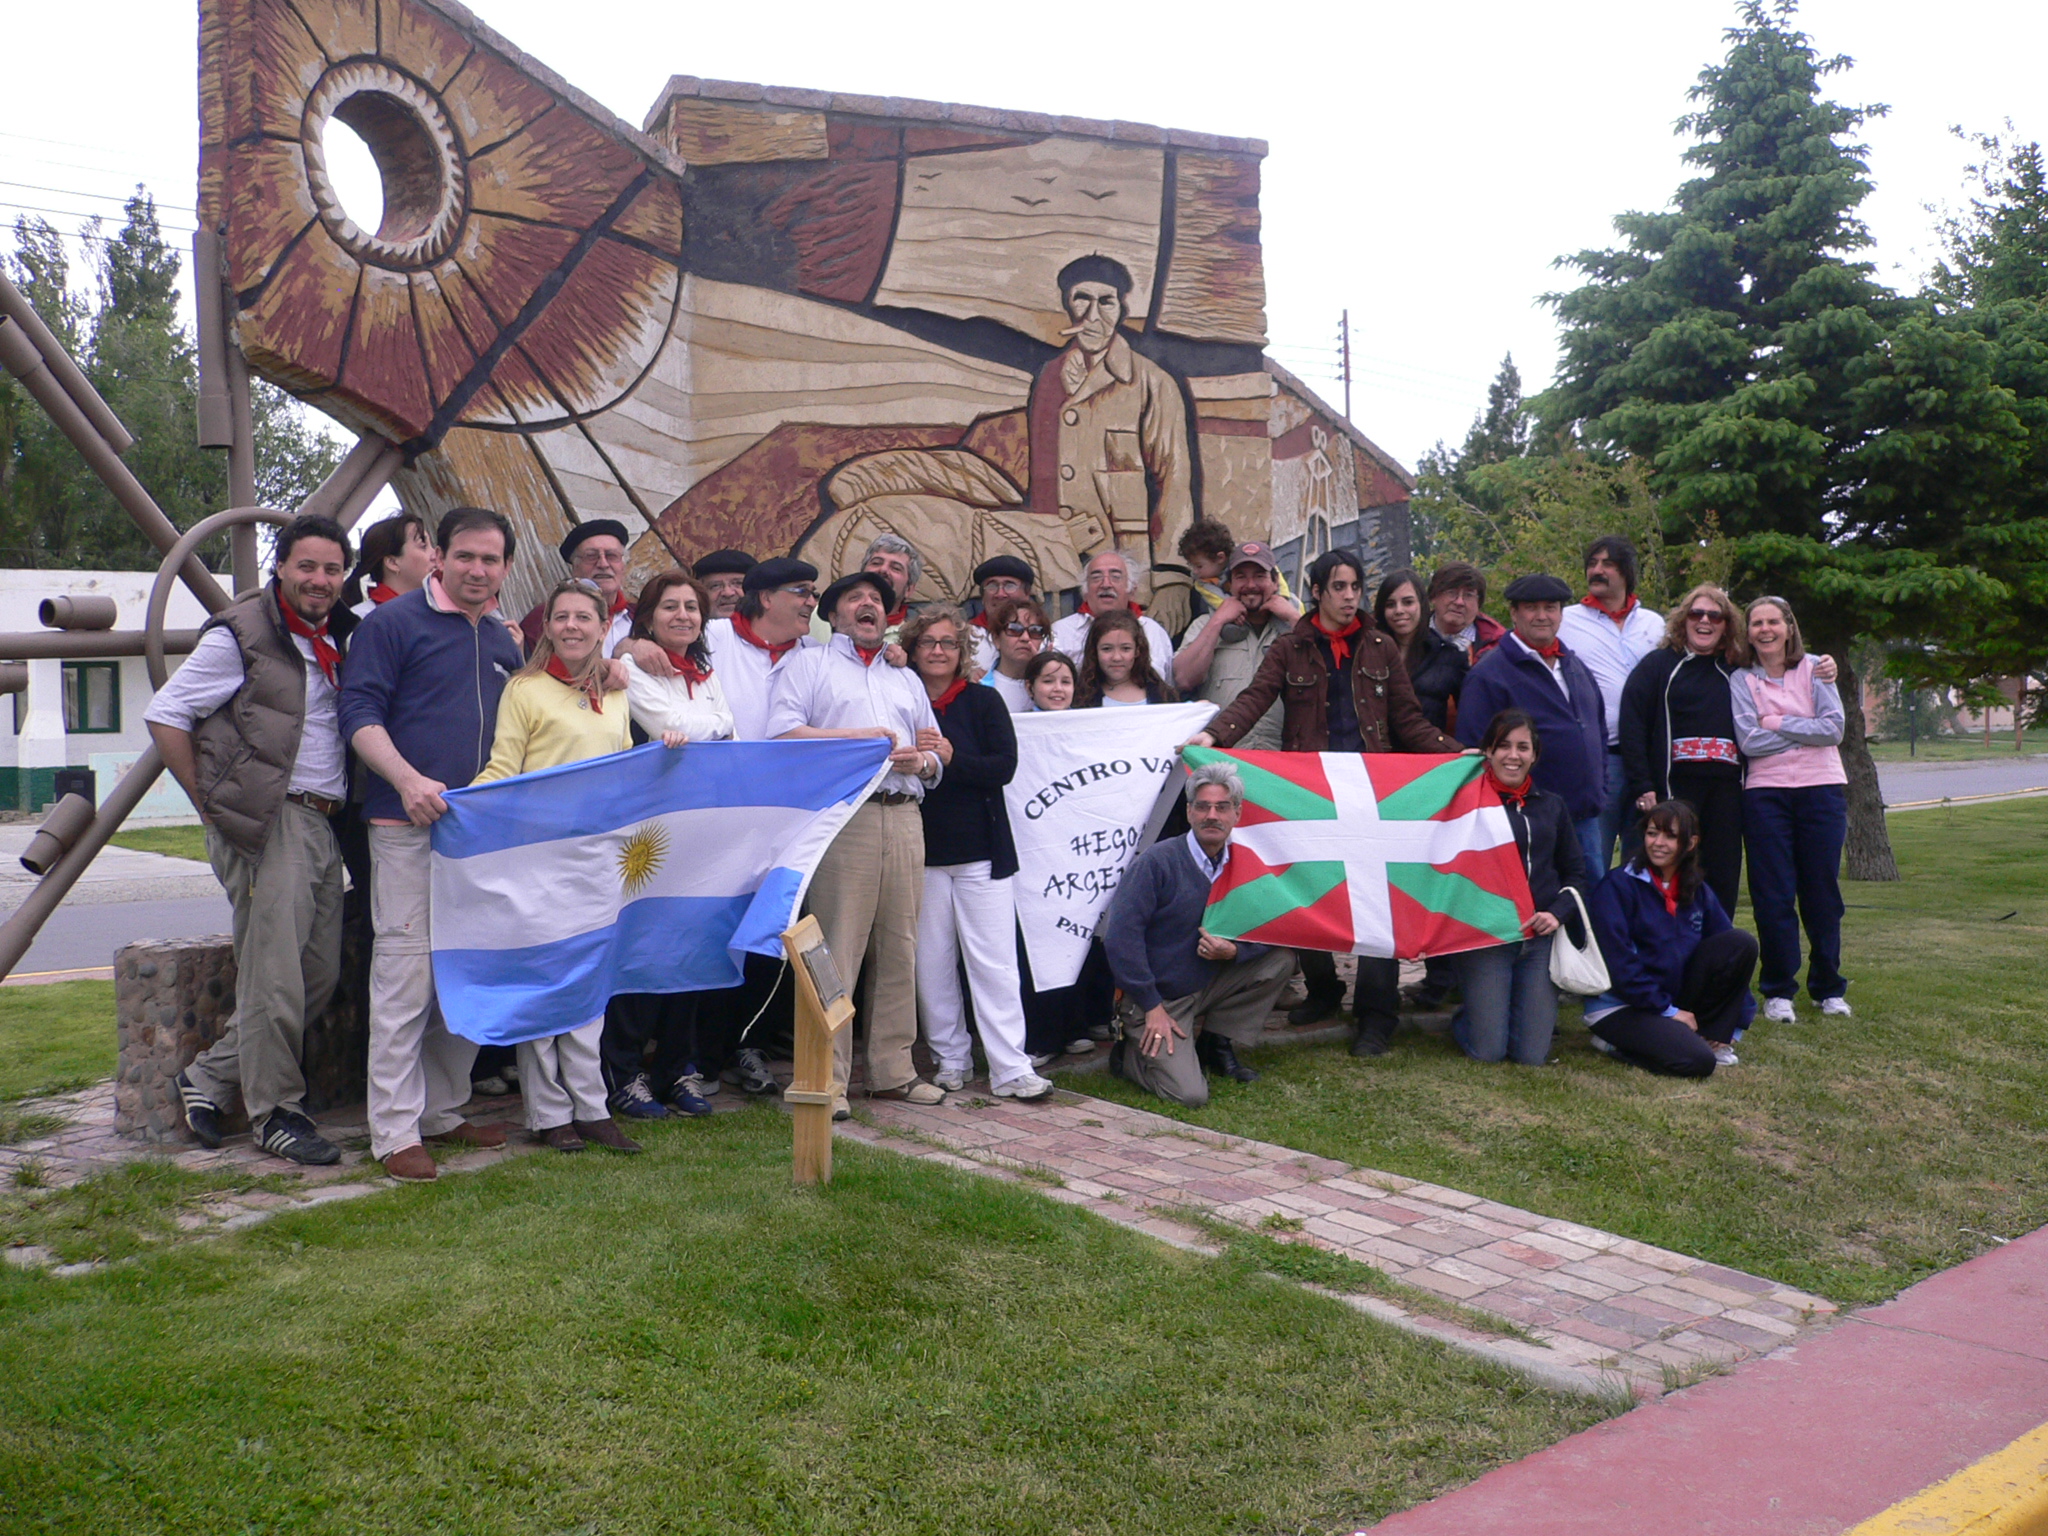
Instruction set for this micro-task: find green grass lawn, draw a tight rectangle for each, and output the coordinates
[0,980,116,1105]
[1084,800,2048,1308]
[0,1110,1604,1533]
[108,824,208,862]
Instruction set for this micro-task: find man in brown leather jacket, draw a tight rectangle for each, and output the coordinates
[1190,547,1456,1055]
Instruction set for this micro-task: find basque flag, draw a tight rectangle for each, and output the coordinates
[1181,748,1534,959]
[429,737,891,1045]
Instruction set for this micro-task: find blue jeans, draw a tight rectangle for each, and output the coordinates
[1592,749,1634,873]
[1575,815,1606,883]
[1451,935,1557,1065]
[1743,784,1848,1001]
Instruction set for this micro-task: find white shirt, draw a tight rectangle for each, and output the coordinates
[601,608,634,660]
[144,621,347,800]
[1050,609,1175,673]
[983,669,1034,713]
[970,623,999,677]
[1503,632,1572,701]
[765,633,943,798]
[620,653,735,742]
[1559,599,1664,745]
[1184,829,1231,883]
[703,617,817,741]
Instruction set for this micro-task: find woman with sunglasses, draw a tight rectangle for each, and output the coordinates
[1616,583,1749,912]
[981,595,1050,713]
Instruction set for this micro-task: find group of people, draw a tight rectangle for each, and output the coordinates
[144,503,1852,1176]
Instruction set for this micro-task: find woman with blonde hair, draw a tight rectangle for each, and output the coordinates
[1616,582,1749,911]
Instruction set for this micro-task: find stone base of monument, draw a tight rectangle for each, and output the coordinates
[114,915,369,1143]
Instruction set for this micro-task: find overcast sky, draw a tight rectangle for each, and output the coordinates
[4,0,2043,477]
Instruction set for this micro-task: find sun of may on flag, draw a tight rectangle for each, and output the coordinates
[1180,748,1535,960]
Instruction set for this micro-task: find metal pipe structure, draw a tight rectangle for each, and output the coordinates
[298,435,404,531]
[0,662,26,694]
[225,313,260,592]
[0,316,230,614]
[39,594,119,630]
[0,744,171,980]
[192,232,234,450]
[0,271,134,454]
[145,507,286,688]
[0,630,201,661]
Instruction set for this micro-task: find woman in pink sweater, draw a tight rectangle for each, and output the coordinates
[1730,597,1849,1024]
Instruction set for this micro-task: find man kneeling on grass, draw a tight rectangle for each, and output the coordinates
[1100,762,1295,1106]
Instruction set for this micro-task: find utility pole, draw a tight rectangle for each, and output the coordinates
[1338,309,1352,421]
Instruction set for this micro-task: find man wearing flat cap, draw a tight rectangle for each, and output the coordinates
[1172,541,1299,751]
[968,554,1035,675]
[692,549,756,621]
[766,569,947,1117]
[1456,572,1610,870]
[520,519,635,658]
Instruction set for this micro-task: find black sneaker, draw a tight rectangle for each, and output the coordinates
[257,1109,342,1166]
[723,1047,781,1097]
[611,1072,671,1120]
[1287,988,1346,1028]
[175,1069,222,1149]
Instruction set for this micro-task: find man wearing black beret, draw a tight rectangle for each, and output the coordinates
[1456,572,1610,872]
[518,519,635,656]
[968,554,1035,673]
[692,548,756,621]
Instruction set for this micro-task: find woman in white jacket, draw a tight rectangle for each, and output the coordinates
[601,571,737,1120]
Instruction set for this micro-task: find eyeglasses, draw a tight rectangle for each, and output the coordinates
[1685,608,1727,624]
[776,585,818,601]
[1004,623,1048,638]
[915,636,961,652]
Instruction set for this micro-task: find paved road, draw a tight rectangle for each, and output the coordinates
[1876,755,2048,807]
[9,894,234,976]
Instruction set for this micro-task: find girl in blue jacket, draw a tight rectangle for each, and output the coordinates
[1584,799,1758,1077]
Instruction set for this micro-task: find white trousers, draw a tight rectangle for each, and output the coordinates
[516,1016,609,1131]
[367,824,478,1159]
[916,861,1033,1090]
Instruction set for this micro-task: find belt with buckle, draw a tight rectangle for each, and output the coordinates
[286,790,343,816]
[870,790,916,806]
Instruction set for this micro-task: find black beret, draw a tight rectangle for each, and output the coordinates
[559,519,631,561]
[821,570,895,617]
[692,548,757,579]
[741,556,818,594]
[972,554,1035,587]
[1503,573,1575,605]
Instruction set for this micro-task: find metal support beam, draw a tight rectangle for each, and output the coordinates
[146,507,287,687]
[0,630,201,661]
[299,434,403,530]
[0,271,133,454]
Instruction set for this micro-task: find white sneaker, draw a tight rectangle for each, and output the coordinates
[1712,1044,1740,1067]
[1589,1034,1618,1056]
[933,1068,970,1093]
[1820,996,1852,1018]
[1029,1051,1059,1070]
[1761,997,1796,1024]
[992,1072,1055,1101]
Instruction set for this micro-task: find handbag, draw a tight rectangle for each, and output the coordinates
[1547,887,1610,996]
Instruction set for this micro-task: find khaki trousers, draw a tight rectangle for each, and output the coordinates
[807,799,923,1095]
[516,1016,609,1131]
[1124,947,1295,1109]
[366,823,478,1158]
[185,799,344,1124]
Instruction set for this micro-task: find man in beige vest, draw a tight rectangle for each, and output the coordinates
[146,514,353,1165]
[1171,541,1300,750]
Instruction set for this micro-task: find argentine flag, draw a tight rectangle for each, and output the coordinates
[429,737,891,1045]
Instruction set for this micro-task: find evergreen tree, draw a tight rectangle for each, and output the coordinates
[1459,354,1532,471]
[1930,130,2048,310]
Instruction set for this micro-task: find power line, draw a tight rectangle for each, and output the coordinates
[0,202,198,237]
[0,179,195,214]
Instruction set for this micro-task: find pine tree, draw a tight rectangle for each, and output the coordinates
[1459,354,1532,471]
[1930,130,2048,310]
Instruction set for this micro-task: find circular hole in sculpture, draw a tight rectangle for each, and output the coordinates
[327,91,442,246]
[318,114,385,239]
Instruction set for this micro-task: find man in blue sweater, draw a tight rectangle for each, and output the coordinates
[338,506,526,1182]
[1100,762,1294,1107]
[1455,573,1609,874]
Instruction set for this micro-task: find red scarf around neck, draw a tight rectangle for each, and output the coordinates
[367,582,400,606]
[854,643,883,666]
[662,648,713,697]
[1081,600,1144,618]
[929,677,969,714]
[1651,868,1681,916]
[1309,613,1362,669]
[1521,632,1564,662]
[278,590,341,689]
[1581,592,1639,625]
[731,612,798,663]
[544,655,605,712]
[606,587,629,618]
[1484,767,1531,809]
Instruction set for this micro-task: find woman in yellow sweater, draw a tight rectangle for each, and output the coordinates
[474,577,646,1154]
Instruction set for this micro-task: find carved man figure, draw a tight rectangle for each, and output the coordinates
[1029,255,1196,634]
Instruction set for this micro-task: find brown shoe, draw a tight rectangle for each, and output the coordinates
[541,1124,585,1151]
[383,1144,437,1182]
[427,1120,509,1149]
[572,1117,642,1154]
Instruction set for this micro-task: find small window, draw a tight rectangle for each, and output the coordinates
[61,662,120,734]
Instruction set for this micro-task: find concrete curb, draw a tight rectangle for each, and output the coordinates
[1845,1422,2048,1535]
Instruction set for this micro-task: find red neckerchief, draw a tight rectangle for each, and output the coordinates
[854,643,883,666]
[970,612,993,632]
[1484,767,1531,809]
[1081,600,1145,617]
[1309,613,1362,669]
[544,655,604,712]
[1651,868,1680,916]
[883,607,907,628]
[662,648,713,697]
[930,677,969,714]
[1581,593,1639,626]
[1521,632,1563,662]
[607,588,629,618]
[731,612,798,663]
[368,582,400,605]
[278,591,341,689]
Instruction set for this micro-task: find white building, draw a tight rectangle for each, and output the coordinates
[0,569,209,817]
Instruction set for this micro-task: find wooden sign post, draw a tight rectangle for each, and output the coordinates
[781,916,853,1186]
